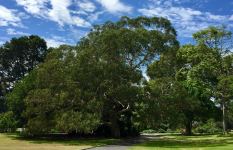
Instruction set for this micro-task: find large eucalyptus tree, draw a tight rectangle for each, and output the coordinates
[75,16,179,137]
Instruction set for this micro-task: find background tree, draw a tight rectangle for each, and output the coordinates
[193,26,233,134]
[217,75,233,133]
[0,35,47,117]
[176,44,218,135]
[142,45,180,131]
[145,27,224,135]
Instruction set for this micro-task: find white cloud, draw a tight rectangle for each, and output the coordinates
[15,0,49,18]
[15,0,133,27]
[138,0,231,37]
[87,11,104,22]
[206,13,227,21]
[0,5,22,27]
[139,7,202,22]
[45,38,67,48]
[230,15,233,21]
[77,0,96,12]
[49,0,91,27]
[6,28,29,35]
[45,35,76,48]
[96,0,132,14]
[16,0,91,27]
[49,0,71,26]
[68,28,88,41]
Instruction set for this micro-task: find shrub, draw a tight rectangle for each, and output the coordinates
[0,111,17,132]
[194,119,221,134]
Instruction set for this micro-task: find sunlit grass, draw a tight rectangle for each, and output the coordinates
[0,133,118,150]
[131,133,233,150]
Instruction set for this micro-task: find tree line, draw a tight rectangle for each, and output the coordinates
[0,16,233,137]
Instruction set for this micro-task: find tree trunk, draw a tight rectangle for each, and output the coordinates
[185,119,192,135]
[109,113,120,138]
[222,102,226,134]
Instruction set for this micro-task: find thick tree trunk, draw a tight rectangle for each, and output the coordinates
[109,114,120,138]
[185,119,192,135]
[222,102,226,134]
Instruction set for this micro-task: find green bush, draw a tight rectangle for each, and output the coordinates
[0,111,17,133]
[194,119,221,134]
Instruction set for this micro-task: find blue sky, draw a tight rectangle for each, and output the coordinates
[0,0,233,47]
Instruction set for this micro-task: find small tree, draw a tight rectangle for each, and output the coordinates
[193,26,233,134]
[217,75,233,133]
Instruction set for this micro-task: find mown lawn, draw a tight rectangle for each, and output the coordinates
[0,133,118,150]
[131,133,233,150]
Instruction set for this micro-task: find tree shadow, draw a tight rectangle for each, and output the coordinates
[6,133,119,147]
[6,133,233,149]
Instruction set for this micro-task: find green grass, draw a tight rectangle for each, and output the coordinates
[131,133,233,150]
[0,133,118,150]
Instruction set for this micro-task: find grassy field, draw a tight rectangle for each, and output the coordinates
[2,133,233,150]
[131,133,233,150]
[0,133,117,150]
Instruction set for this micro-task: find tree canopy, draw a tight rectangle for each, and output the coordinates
[1,17,233,137]
[0,35,47,115]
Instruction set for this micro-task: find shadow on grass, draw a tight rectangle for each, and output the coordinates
[138,134,233,148]
[5,133,233,149]
[6,133,119,147]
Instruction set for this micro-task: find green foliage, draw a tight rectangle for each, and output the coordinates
[217,75,233,101]
[144,26,231,135]
[4,18,233,138]
[194,119,221,134]
[0,35,47,91]
[0,111,17,132]
[193,26,232,53]
[56,111,101,134]
[0,35,48,123]
[6,16,179,137]
[226,101,233,129]
[6,71,36,126]
[0,96,6,114]
[23,46,102,135]
[177,44,219,97]
[76,16,179,137]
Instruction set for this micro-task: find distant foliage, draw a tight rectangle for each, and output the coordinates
[194,119,221,134]
[0,111,17,133]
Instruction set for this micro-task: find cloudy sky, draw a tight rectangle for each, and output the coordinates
[0,0,233,47]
